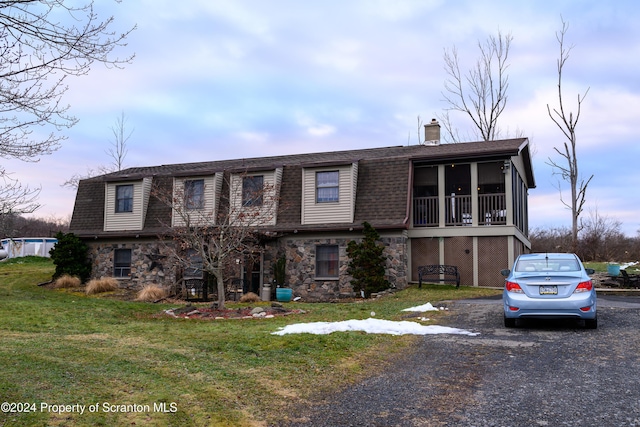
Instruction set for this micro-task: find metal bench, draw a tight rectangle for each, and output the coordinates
[418,265,460,288]
[620,270,640,288]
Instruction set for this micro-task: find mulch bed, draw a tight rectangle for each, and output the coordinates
[164,303,304,319]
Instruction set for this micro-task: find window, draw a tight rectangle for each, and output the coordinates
[184,179,205,209]
[316,245,339,278]
[242,175,263,207]
[184,248,203,278]
[114,249,132,278]
[115,184,133,213]
[316,171,339,203]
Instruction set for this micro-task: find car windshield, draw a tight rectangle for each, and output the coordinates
[515,258,580,273]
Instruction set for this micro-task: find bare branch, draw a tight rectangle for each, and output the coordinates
[152,172,281,309]
[440,31,513,142]
[545,17,594,252]
[106,111,133,171]
[1,0,134,208]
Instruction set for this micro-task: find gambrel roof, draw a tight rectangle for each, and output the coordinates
[69,138,534,237]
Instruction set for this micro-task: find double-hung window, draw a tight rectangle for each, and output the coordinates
[316,171,339,203]
[115,184,133,213]
[242,175,264,207]
[184,179,205,210]
[114,248,132,278]
[316,245,339,278]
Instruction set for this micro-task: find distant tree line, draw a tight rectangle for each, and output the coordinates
[0,213,69,239]
[530,211,640,262]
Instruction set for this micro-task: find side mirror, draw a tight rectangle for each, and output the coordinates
[500,269,510,277]
[585,268,595,275]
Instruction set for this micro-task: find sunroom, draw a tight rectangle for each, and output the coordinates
[412,159,526,230]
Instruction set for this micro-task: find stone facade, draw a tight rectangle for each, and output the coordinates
[273,232,408,301]
[86,239,177,290]
[84,233,408,302]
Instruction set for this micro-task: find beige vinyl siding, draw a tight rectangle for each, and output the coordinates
[104,178,151,231]
[229,170,278,226]
[301,163,357,225]
[273,167,283,224]
[172,174,220,227]
[141,177,152,222]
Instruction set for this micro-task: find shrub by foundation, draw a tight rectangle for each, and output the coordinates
[85,277,119,295]
[135,284,167,302]
[53,274,81,289]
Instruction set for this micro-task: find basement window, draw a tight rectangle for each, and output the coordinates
[114,249,132,278]
[316,245,339,278]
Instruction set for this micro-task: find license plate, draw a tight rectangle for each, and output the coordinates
[539,285,558,295]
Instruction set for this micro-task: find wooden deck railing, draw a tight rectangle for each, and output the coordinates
[413,196,439,227]
[412,193,506,227]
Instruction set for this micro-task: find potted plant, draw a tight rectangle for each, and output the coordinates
[273,255,292,302]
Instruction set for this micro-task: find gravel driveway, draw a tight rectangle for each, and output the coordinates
[277,295,640,427]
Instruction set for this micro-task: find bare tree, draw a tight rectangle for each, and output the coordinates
[62,112,134,188]
[154,173,280,309]
[578,207,622,262]
[439,31,513,142]
[1,0,135,210]
[546,18,593,253]
[107,111,133,171]
[0,171,39,211]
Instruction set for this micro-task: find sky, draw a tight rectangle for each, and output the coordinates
[5,0,640,236]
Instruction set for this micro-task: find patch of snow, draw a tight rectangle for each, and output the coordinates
[401,302,439,312]
[621,262,638,270]
[272,317,478,336]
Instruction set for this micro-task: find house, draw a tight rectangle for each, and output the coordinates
[69,122,535,300]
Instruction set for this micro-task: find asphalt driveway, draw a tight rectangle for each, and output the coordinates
[277,295,640,427]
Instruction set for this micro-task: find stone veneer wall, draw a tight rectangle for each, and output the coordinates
[275,232,408,301]
[85,231,408,301]
[86,239,177,290]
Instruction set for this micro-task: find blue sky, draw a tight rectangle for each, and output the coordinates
[7,0,640,235]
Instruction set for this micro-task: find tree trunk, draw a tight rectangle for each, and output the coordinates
[216,273,226,309]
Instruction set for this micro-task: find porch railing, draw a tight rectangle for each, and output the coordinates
[445,194,472,226]
[413,193,506,227]
[413,196,439,227]
[479,193,506,225]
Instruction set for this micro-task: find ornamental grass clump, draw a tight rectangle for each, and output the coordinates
[135,284,167,302]
[85,277,119,295]
[53,274,81,289]
[239,291,261,303]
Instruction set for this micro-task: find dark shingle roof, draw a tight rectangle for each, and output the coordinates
[69,139,533,236]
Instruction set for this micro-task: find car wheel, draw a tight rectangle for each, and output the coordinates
[585,317,598,329]
[504,316,516,328]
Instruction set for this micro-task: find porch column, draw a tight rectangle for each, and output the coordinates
[470,163,478,226]
[504,160,514,226]
[438,165,446,227]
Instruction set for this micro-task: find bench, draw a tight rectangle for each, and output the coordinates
[418,265,460,288]
[620,270,640,288]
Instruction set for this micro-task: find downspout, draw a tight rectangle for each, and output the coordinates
[403,160,414,227]
[405,160,414,285]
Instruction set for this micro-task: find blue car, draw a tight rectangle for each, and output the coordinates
[501,253,597,329]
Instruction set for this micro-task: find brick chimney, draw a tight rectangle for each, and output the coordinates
[424,119,440,145]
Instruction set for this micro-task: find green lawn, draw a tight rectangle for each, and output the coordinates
[0,257,500,426]
[584,261,640,275]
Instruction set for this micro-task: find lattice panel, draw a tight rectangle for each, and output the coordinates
[411,238,439,281]
[477,236,509,287]
[444,236,473,287]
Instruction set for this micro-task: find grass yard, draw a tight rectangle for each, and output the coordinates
[584,261,640,275]
[0,257,500,426]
